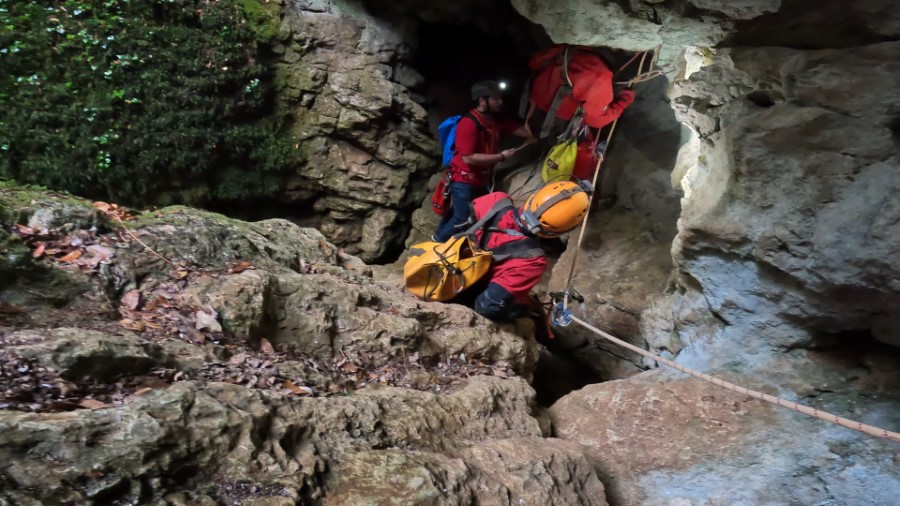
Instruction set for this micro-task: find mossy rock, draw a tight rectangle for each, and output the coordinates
[0,181,105,232]
[0,228,31,285]
[0,230,91,307]
[118,205,359,279]
[0,1,297,208]
[235,0,287,42]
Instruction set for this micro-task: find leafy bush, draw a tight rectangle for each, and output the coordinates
[0,0,293,207]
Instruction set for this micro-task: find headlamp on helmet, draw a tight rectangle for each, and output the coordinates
[471,80,504,100]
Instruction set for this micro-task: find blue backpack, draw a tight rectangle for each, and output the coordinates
[437,113,483,168]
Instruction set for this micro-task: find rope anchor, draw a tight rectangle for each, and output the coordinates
[549,290,582,327]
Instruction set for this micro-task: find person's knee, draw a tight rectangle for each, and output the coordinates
[474,283,526,322]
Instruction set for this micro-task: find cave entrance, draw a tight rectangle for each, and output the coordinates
[408,13,655,205]
[394,7,662,405]
[411,18,546,136]
[411,18,651,150]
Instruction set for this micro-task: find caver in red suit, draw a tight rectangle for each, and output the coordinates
[528,45,635,129]
[470,192,548,321]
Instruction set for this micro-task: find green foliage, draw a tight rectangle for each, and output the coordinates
[0,0,293,207]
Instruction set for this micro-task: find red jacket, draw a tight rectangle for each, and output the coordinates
[472,192,548,302]
[450,110,519,188]
[529,45,634,129]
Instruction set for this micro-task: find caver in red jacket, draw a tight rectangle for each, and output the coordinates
[470,192,547,317]
[450,110,521,189]
[529,45,635,129]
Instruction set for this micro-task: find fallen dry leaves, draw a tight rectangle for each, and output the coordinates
[0,301,25,314]
[77,398,112,410]
[10,220,118,273]
[2,199,521,413]
[282,380,313,396]
[227,261,254,274]
[59,249,83,263]
[14,224,34,235]
[119,318,146,332]
[118,285,227,346]
[122,290,141,311]
[92,201,134,222]
[0,349,175,413]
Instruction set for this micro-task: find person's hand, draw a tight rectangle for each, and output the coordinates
[619,89,636,103]
[523,123,535,140]
[500,148,517,161]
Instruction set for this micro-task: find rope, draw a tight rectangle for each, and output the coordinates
[568,315,900,444]
[615,69,665,86]
[615,51,642,75]
[508,142,552,200]
[562,51,648,306]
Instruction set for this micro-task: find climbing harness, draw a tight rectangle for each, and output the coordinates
[511,47,645,200]
[548,51,900,445]
[524,46,577,140]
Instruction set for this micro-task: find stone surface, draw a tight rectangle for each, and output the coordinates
[327,437,608,506]
[267,269,540,374]
[551,361,900,505]
[274,0,439,262]
[533,75,684,381]
[482,4,900,503]
[0,186,604,504]
[724,0,900,49]
[181,270,273,340]
[670,41,900,350]
[6,1,900,503]
[4,328,206,380]
[511,0,781,64]
[547,37,900,506]
[0,375,606,505]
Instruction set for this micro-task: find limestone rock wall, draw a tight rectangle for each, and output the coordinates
[274,0,438,262]
[670,41,900,350]
[542,23,900,506]
[510,0,781,64]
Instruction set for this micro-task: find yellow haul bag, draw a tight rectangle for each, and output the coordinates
[540,138,577,183]
[403,236,493,302]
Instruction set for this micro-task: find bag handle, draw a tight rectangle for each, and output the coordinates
[422,249,485,300]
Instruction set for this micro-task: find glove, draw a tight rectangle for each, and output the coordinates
[618,89,636,105]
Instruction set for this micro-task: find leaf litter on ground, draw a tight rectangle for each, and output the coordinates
[2,200,519,411]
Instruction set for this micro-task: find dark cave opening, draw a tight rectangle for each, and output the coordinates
[810,328,900,357]
[532,344,607,407]
[746,90,777,108]
[410,17,548,137]
[211,2,552,264]
[800,328,900,422]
